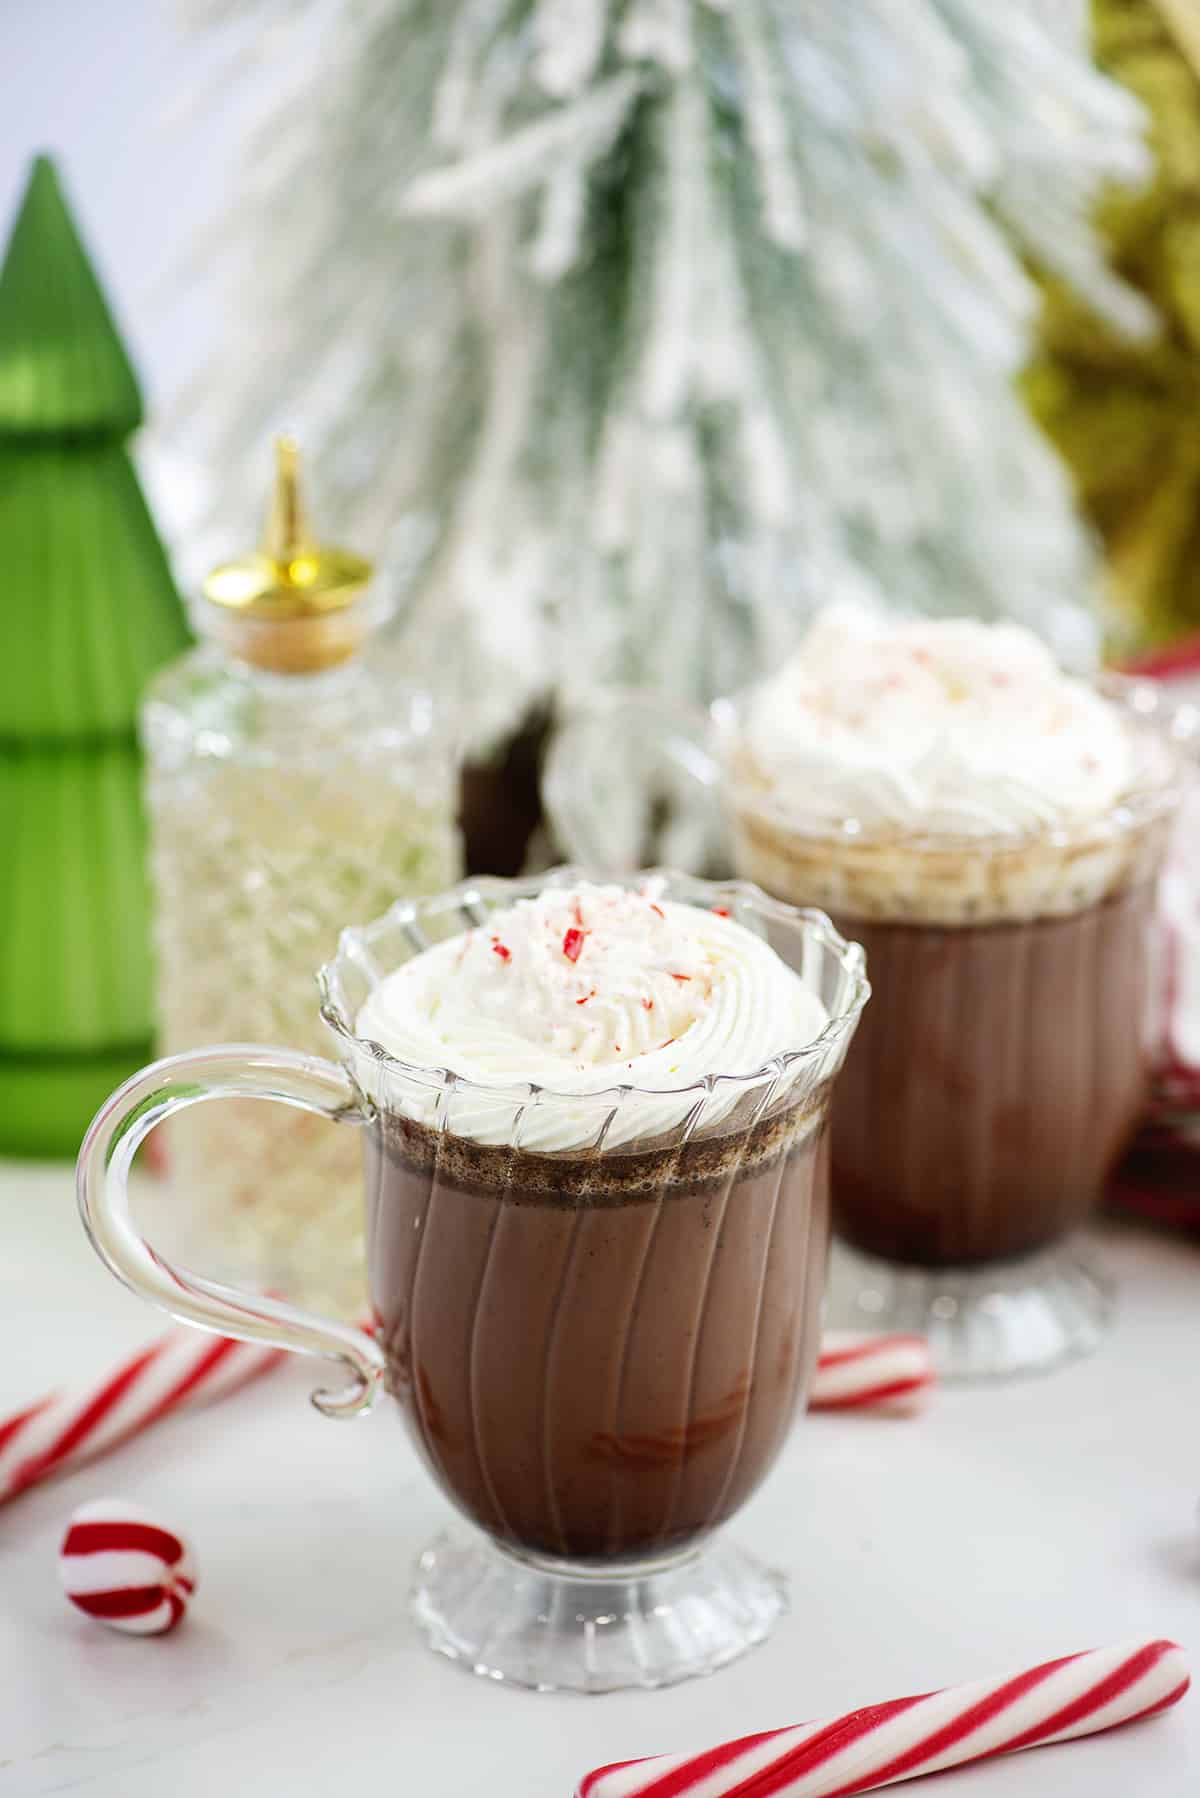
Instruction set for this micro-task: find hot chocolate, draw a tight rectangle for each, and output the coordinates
[824,887,1153,1267]
[353,881,853,1564]
[366,1105,828,1562]
[726,605,1181,1373]
[78,871,866,1692]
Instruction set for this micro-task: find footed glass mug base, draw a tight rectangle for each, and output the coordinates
[826,1238,1113,1382]
[413,1530,786,1694]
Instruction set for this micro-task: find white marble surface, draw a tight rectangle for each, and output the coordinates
[0,1163,1197,1797]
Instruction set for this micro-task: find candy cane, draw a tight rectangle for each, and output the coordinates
[577,1638,1188,1798]
[0,1323,931,1507]
[0,1330,284,1503]
[809,1334,933,1413]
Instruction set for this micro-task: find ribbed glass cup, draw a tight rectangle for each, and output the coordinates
[319,870,868,1691]
[724,678,1192,1380]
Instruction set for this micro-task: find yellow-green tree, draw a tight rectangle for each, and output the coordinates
[1027,0,1200,648]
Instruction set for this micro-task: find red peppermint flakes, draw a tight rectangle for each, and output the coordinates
[649,901,665,919]
[671,973,692,983]
[491,940,511,963]
[562,927,585,963]
[572,899,585,927]
[712,906,730,917]
[642,998,654,1012]
[576,990,595,1006]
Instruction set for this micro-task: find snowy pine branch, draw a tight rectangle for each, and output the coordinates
[172,0,1154,752]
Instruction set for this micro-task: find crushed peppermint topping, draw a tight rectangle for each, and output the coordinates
[400,884,721,1069]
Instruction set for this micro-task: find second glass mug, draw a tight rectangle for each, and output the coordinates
[78,871,868,1693]
[545,678,1191,1381]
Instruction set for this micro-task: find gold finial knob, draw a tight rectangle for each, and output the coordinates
[204,438,373,619]
[202,439,378,672]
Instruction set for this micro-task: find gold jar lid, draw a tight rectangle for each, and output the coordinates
[203,438,376,673]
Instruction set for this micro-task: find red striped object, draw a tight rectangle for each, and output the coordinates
[60,1499,196,1635]
[0,1330,284,1504]
[577,1638,1189,1798]
[0,1325,929,1511]
[809,1334,934,1414]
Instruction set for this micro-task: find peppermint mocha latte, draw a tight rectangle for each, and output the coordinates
[726,605,1179,1281]
[76,871,866,1694]
[355,882,854,1563]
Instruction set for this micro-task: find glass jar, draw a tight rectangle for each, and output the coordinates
[141,441,461,1316]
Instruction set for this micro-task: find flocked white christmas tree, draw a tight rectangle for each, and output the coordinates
[179,0,1153,755]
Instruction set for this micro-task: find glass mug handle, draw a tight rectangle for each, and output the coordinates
[544,686,724,870]
[76,1046,386,1419]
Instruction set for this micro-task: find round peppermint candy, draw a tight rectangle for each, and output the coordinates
[59,1499,195,1635]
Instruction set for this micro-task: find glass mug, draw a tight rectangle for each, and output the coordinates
[78,871,868,1693]
[546,680,1192,1381]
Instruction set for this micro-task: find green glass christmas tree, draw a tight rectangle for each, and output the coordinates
[0,155,191,1157]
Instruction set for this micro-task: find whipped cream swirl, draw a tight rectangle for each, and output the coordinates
[355,883,829,1150]
[739,604,1134,838]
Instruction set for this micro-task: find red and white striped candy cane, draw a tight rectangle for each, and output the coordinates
[578,1638,1188,1798]
[809,1334,934,1414]
[0,1330,284,1503]
[0,1324,929,1507]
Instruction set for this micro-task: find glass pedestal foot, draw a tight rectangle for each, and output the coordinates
[826,1239,1114,1381]
[411,1529,787,1693]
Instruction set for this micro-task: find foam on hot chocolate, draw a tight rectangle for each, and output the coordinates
[355,882,830,1152]
[730,606,1177,924]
